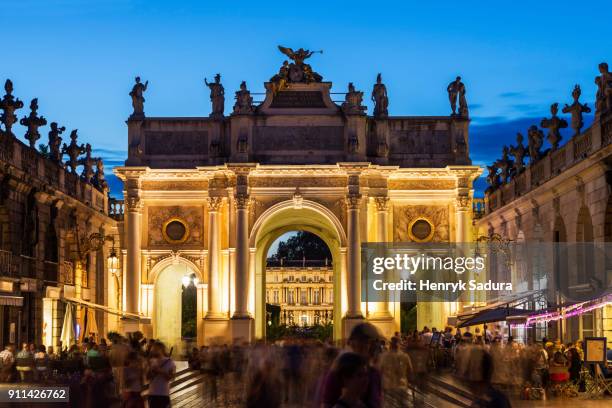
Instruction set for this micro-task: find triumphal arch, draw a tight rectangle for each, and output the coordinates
[115,46,481,348]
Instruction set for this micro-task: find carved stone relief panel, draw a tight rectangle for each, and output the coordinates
[393,204,449,242]
[253,126,344,152]
[142,180,208,191]
[144,131,208,155]
[388,179,455,190]
[250,176,346,188]
[148,206,203,246]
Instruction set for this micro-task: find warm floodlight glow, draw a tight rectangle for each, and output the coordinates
[107,248,119,273]
[182,276,191,287]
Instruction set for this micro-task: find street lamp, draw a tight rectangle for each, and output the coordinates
[107,247,119,274]
[182,274,197,288]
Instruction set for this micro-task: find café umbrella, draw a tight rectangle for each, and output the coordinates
[80,307,99,342]
[59,303,76,349]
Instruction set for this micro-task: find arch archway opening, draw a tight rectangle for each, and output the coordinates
[251,202,346,341]
[265,230,334,342]
[153,261,200,357]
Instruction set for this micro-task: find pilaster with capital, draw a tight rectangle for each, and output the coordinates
[455,194,472,242]
[233,193,251,319]
[371,196,392,318]
[346,193,363,318]
[124,184,143,329]
[206,196,224,318]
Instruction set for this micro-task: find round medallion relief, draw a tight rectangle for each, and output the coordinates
[408,218,434,242]
[162,218,190,244]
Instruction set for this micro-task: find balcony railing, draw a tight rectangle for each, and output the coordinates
[0,250,18,278]
[266,259,332,268]
[109,198,125,221]
[472,198,485,220]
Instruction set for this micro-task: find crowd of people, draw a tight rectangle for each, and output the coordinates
[0,323,608,407]
[0,332,176,408]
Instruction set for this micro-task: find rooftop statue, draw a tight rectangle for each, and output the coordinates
[371,74,389,118]
[495,146,514,183]
[233,81,254,114]
[48,122,66,163]
[79,143,95,182]
[275,46,323,85]
[341,82,366,115]
[527,125,544,163]
[562,85,590,136]
[0,79,24,136]
[509,132,527,174]
[595,62,612,114]
[486,164,500,189]
[205,74,225,118]
[93,158,107,189]
[20,98,47,148]
[540,103,568,150]
[62,129,85,174]
[447,76,468,117]
[129,76,148,119]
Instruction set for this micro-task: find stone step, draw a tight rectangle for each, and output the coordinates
[425,374,476,408]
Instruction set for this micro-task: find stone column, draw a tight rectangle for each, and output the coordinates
[346,194,363,318]
[124,195,142,332]
[455,195,471,243]
[206,197,223,318]
[372,196,392,318]
[233,195,250,318]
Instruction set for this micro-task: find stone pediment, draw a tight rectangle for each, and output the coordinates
[257,82,339,115]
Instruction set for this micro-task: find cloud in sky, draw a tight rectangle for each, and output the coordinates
[499,91,525,99]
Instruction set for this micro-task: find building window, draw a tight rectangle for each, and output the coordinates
[273,290,279,304]
[288,291,294,305]
[301,315,308,326]
[300,289,307,305]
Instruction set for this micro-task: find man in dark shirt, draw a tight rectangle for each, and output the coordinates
[320,322,383,408]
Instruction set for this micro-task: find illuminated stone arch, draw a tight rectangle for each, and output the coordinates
[249,199,347,340]
[148,254,205,352]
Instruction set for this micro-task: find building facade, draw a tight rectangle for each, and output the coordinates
[114,48,481,348]
[478,63,612,342]
[0,80,117,348]
[265,262,334,326]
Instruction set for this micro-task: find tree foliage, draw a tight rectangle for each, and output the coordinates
[271,231,331,261]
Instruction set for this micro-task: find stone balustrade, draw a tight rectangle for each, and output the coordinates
[0,134,108,214]
[486,115,612,213]
[109,198,125,220]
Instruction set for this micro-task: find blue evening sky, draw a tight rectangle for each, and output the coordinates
[2,1,610,198]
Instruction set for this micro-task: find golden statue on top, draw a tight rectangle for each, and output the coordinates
[271,46,323,93]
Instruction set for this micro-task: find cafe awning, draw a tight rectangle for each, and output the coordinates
[62,297,150,323]
[0,295,23,306]
[456,289,545,328]
[458,307,532,328]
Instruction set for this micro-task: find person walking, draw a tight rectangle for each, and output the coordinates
[145,342,176,408]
